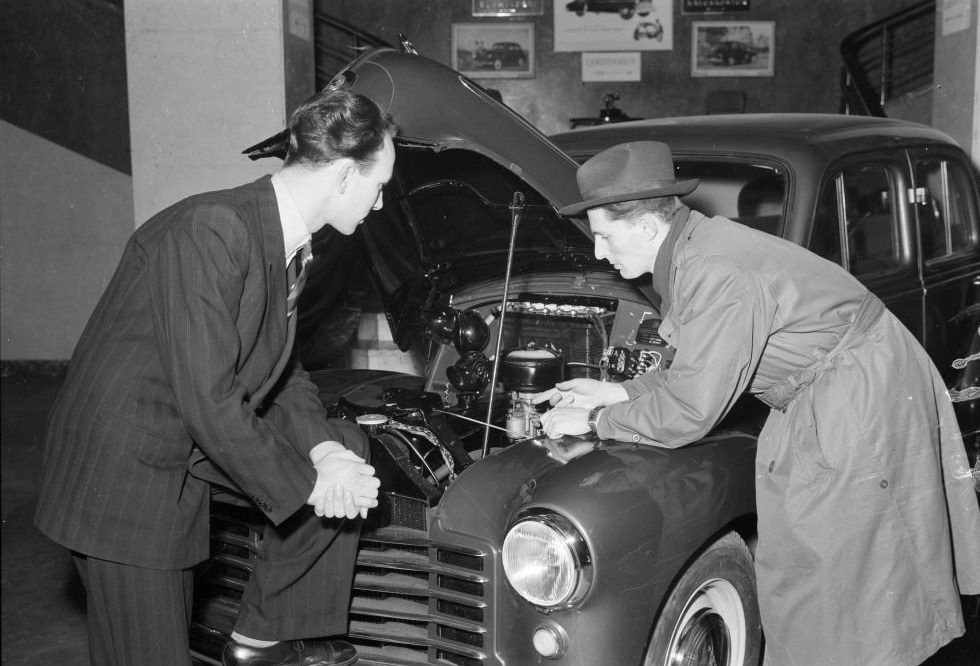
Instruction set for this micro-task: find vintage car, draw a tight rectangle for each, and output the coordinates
[190,46,980,666]
[634,19,664,41]
[473,42,527,70]
[707,40,756,66]
[565,0,652,20]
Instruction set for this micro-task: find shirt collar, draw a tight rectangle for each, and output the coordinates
[271,172,312,263]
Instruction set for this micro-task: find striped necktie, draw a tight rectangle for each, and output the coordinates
[286,242,313,318]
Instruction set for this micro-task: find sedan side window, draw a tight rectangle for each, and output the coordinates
[813,165,899,276]
[915,158,979,261]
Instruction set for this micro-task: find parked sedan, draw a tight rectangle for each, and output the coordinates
[191,46,979,666]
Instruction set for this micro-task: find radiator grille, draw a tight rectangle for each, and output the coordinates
[501,312,608,367]
[350,512,489,665]
[191,493,490,666]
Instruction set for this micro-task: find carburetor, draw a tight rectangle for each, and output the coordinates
[498,344,564,440]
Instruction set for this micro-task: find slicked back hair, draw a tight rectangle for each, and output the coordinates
[284,88,397,170]
[600,195,680,224]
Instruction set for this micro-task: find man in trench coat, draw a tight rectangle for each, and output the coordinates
[34,88,395,666]
[535,141,980,665]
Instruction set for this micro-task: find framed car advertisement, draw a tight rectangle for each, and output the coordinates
[452,22,535,79]
[691,20,774,77]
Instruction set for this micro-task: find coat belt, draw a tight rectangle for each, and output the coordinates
[757,292,887,412]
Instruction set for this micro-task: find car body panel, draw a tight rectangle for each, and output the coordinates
[430,431,757,665]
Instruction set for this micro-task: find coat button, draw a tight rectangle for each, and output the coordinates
[880,479,888,489]
[768,461,775,473]
[632,434,640,442]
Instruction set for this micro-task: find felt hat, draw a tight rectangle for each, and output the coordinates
[559,141,699,216]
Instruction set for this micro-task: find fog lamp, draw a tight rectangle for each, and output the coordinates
[532,622,568,659]
[502,512,591,609]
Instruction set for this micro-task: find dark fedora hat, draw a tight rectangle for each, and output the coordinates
[559,141,699,216]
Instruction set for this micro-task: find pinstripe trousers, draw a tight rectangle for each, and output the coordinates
[72,511,361,665]
[73,553,195,666]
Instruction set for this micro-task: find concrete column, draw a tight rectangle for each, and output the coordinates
[932,0,980,166]
[125,0,315,226]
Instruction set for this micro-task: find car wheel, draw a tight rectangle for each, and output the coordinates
[727,55,736,66]
[518,57,526,68]
[643,532,762,666]
[493,58,503,70]
[619,7,634,19]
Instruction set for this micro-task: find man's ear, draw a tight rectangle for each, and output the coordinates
[639,213,661,240]
[336,158,357,194]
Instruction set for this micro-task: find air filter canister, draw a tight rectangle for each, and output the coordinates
[499,346,564,393]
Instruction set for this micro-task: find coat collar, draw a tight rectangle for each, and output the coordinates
[651,204,692,314]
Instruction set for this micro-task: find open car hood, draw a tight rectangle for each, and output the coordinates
[263,48,598,351]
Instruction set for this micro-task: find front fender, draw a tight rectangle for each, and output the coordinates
[453,433,757,665]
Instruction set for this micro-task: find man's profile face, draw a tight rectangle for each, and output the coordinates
[587,207,657,280]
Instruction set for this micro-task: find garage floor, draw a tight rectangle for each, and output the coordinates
[3,373,979,665]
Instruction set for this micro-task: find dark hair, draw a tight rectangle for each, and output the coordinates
[601,195,680,223]
[284,88,397,170]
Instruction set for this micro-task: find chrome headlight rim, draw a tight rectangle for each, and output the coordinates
[502,509,594,611]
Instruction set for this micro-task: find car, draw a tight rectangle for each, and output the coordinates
[634,19,664,41]
[190,46,980,666]
[473,41,527,70]
[708,40,756,65]
[566,0,652,20]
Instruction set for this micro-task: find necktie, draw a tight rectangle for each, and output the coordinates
[286,242,313,318]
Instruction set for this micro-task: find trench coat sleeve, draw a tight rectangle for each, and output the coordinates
[145,209,315,525]
[599,254,776,446]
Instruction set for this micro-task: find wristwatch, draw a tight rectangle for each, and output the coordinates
[587,406,605,434]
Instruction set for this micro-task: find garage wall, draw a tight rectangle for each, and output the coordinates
[324,0,926,135]
[1,0,133,365]
[0,121,134,361]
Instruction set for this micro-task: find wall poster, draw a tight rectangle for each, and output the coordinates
[452,22,535,79]
[555,0,673,52]
[691,20,774,77]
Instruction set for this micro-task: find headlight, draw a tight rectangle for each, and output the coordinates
[502,512,592,609]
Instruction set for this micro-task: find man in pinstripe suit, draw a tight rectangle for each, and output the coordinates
[34,88,396,666]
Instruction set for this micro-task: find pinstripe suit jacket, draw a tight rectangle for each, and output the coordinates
[34,176,362,569]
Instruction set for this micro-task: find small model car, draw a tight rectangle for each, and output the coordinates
[191,45,980,666]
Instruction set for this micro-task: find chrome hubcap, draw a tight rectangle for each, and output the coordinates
[665,579,744,666]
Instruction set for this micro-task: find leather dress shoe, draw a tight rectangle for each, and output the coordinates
[221,638,357,666]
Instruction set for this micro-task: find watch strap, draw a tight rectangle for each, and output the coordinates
[587,406,604,433]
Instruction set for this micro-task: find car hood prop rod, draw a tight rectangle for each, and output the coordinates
[483,190,525,458]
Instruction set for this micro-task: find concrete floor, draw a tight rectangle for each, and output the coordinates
[2,373,979,665]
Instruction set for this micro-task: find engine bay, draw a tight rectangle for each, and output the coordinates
[326,289,675,526]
